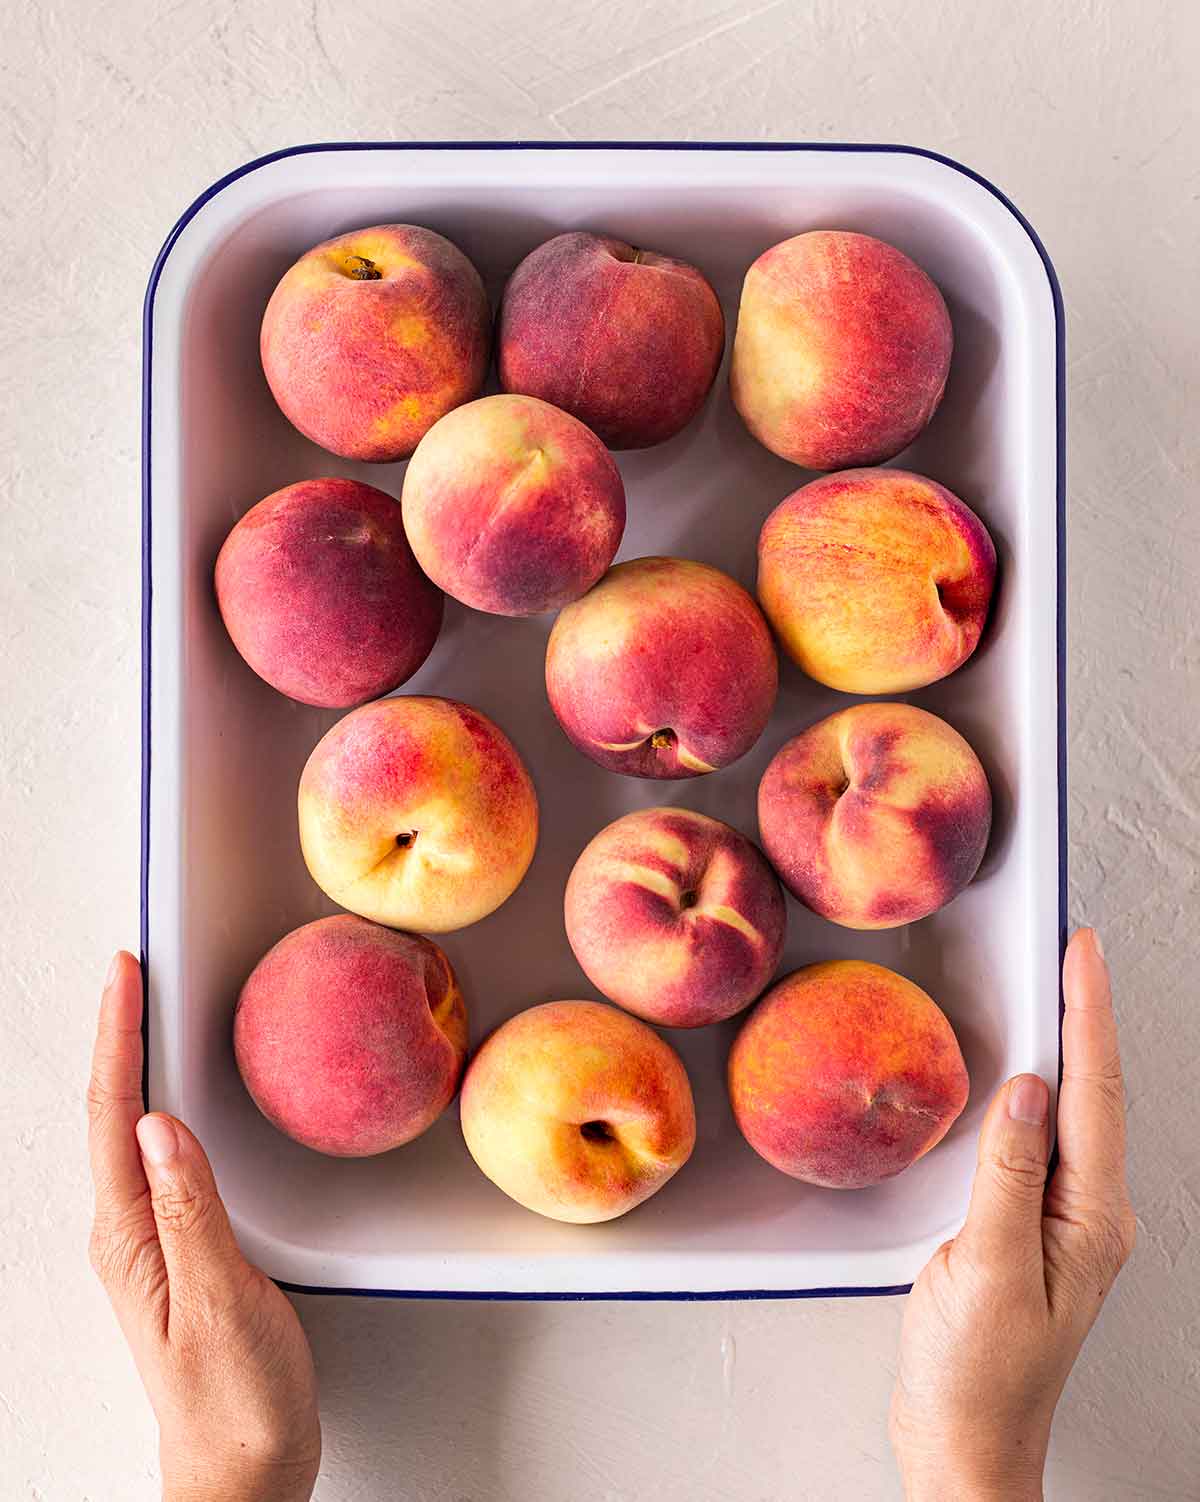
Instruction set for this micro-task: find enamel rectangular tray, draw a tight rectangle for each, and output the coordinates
[142,143,1064,1299]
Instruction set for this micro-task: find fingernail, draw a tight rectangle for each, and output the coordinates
[105,953,122,990]
[137,1115,178,1167]
[1092,928,1105,960]
[1009,1075,1049,1126]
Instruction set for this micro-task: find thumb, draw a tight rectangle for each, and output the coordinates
[135,1113,249,1310]
[956,1074,1051,1275]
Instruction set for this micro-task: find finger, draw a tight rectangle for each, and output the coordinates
[136,1113,249,1323]
[955,1073,1051,1278]
[88,952,149,1222]
[1056,928,1128,1198]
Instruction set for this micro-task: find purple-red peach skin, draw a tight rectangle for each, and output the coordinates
[498,231,724,449]
[233,914,467,1157]
[215,476,443,708]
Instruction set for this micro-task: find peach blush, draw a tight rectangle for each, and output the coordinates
[757,702,991,930]
[730,229,952,470]
[498,231,724,449]
[565,807,786,1027]
[233,915,467,1157]
[215,476,443,708]
[545,556,778,779]
[728,960,969,1188]
[261,223,490,462]
[401,394,625,616]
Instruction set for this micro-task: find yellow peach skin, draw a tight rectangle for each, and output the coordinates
[757,702,991,930]
[298,696,538,933]
[728,961,969,1189]
[261,224,490,462]
[757,468,997,694]
[460,1001,696,1223]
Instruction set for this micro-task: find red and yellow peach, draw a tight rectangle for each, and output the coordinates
[460,1000,696,1223]
[757,702,991,930]
[757,468,996,694]
[731,230,952,470]
[298,696,538,933]
[545,557,778,778]
[401,394,626,616]
[261,223,490,462]
[728,960,969,1188]
[233,914,467,1157]
[565,807,785,1028]
[498,231,724,449]
[215,476,443,708]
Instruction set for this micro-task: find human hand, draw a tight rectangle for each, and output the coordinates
[87,952,321,1502]
[890,928,1135,1502]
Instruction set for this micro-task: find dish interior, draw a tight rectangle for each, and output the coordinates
[147,147,1060,1292]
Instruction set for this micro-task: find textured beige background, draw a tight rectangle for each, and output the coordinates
[1,1,1197,1498]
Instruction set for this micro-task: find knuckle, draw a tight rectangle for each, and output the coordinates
[151,1182,209,1233]
[989,1147,1048,1193]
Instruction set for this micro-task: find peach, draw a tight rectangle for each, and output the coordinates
[565,807,785,1028]
[545,557,778,778]
[728,960,969,1188]
[401,394,625,616]
[498,231,724,449]
[758,703,991,930]
[731,229,952,470]
[299,696,538,933]
[460,1000,696,1223]
[260,223,489,462]
[233,915,467,1157]
[214,477,443,708]
[757,468,996,694]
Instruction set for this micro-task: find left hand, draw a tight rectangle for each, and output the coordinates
[87,951,321,1502]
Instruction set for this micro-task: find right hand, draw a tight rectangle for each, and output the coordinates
[890,929,1136,1500]
[88,952,321,1502]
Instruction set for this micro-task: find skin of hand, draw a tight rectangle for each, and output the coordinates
[889,929,1136,1501]
[87,952,321,1502]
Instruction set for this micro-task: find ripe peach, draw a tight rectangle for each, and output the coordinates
[757,468,996,694]
[401,394,625,616]
[565,807,785,1028]
[299,696,538,933]
[260,223,489,462]
[233,915,467,1157]
[758,703,991,930]
[545,557,778,778]
[460,1000,696,1223]
[728,961,969,1188]
[214,477,443,708]
[731,229,952,470]
[498,231,724,449]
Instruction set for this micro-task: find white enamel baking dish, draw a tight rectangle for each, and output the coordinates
[142,143,1065,1299]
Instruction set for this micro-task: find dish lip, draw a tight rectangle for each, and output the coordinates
[140,139,1067,1302]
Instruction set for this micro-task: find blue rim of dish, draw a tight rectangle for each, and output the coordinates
[141,140,1067,1303]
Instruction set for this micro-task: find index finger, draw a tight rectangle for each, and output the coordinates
[87,952,148,1222]
[1055,928,1128,1198]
